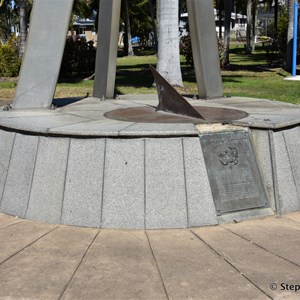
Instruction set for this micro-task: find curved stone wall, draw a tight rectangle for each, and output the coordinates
[0,130,218,229]
[0,125,299,229]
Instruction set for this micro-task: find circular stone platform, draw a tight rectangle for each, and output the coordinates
[0,95,299,229]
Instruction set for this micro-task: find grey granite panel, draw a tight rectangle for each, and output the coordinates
[182,137,218,226]
[145,138,187,229]
[272,131,300,214]
[284,127,300,201]
[61,139,105,227]
[0,130,15,205]
[119,123,199,136]
[48,119,135,137]
[232,114,300,129]
[0,115,90,134]
[1,134,39,217]
[26,137,69,223]
[251,129,275,211]
[102,139,145,229]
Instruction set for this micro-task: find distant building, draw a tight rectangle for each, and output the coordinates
[70,14,97,45]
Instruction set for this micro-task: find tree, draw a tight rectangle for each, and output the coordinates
[0,0,15,42]
[156,0,183,86]
[19,0,27,58]
[224,0,232,66]
[245,0,253,53]
[122,0,134,56]
[286,0,297,70]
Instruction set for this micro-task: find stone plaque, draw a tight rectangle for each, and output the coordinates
[200,130,268,215]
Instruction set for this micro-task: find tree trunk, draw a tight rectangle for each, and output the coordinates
[224,0,232,66]
[157,0,183,86]
[19,0,27,58]
[245,0,252,54]
[123,0,134,56]
[149,0,158,51]
[286,0,297,71]
[218,0,223,40]
[274,0,278,38]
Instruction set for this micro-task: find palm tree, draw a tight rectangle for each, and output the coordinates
[19,0,27,58]
[245,0,253,53]
[224,0,232,66]
[122,0,134,56]
[286,0,297,70]
[156,0,183,86]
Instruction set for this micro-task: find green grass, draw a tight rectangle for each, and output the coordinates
[0,46,300,105]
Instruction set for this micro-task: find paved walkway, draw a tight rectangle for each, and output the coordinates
[0,212,300,300]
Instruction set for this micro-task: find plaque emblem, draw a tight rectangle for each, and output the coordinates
[219,147,239,166]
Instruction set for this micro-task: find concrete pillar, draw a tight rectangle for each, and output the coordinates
[93,0,121,99]
[186,0,223,99]
[13,0,74,109]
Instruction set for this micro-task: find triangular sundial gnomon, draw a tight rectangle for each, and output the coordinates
[150,65,205,120]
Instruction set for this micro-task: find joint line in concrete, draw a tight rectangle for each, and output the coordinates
[0,220,23,231]
[190,229,273,299]
[58,229,101,300]
[144,231,170,300]
[222,226,300,269]
[0,226,59,266]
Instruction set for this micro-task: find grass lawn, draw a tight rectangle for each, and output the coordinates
[0,45,299,105]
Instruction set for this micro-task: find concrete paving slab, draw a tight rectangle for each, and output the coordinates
[0,212,299,299]
[0,221,55,264]
[193,226,300,299]
[284,212,300,223]
[0,226,98,300]
[61,230,167,300]
[222,216,300,266]
[147,229,266,299]
[0,213,21,229]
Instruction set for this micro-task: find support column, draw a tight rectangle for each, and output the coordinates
[186,0,223,99]
[13,0,74,109]
[93,0,121,99]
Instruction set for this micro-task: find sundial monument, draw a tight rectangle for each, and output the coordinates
[0,0,299,229]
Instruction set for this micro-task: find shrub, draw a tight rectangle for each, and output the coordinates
[180,33,224,68]
[265,7,291,66]
[0,36,21,77]
[59,36,96,79]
